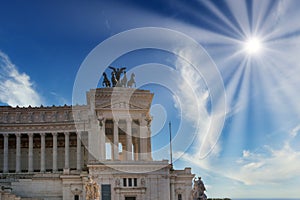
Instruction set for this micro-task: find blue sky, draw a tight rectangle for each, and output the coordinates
[1,0,300,198]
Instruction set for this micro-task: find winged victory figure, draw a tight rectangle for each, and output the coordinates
[108,66,126,82]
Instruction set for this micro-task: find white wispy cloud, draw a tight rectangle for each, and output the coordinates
[173,49,214,157]
[50,91,70,105]
[230,142,300,185]
[0,51,43,107]
[173,45,227,160]
[170,0,300,197]
[290,125,300,138]
[180,124,300,187]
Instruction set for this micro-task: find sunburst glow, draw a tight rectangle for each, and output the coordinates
[244,37,262,55]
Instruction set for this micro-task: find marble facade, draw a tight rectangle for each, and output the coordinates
[0,88,194,200]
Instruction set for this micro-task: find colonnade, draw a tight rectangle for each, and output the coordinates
[93,117,151,162]
[1,117,152,173]
[1,132,83,173]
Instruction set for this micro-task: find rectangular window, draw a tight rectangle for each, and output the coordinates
[101,184,111,200]
[134,178,137,187]
[128,178,132,187]
[123,178,127,187]
[178,194,182,200]
[74,195,79,200]
[119,143,122,153]
[125,197,136,200]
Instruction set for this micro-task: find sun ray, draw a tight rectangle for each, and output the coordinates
[201,1,244,37]
[222,57,253,152]
[225,0,251,36]
[251,0,276,35]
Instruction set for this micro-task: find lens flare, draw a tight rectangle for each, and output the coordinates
[244,37,262,55]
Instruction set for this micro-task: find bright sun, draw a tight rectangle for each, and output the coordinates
[244,37,262,55]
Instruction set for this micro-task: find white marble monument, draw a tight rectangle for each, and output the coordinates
[0,87,194,200]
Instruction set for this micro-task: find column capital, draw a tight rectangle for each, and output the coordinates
[28,133,34,137]
[64,132,70,136]
[113,118,119,124]
[40,133,46,137]
[15,133,21,137]
[52,132,58,136]
[3,133,9,137]
[126,118,132,124]
[98,117,106,127]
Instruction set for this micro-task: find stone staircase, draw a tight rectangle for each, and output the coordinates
[0,190,41,200]
[0,190,21,200]
[0,191,41,200]
[0,181,42,200]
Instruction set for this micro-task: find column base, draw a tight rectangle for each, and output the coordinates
[63,168,70,174]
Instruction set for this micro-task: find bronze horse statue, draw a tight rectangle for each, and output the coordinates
[111,72,117,87]
[102,72,111,87]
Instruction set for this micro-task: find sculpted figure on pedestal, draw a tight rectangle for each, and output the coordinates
[108,66,126,82]
[85,177,100,200]
[127,73,136,88]
[192,176,207,200]
[121,71,127,87]
[101,66,136,88]
[115,178,120,187]
[102,72,111,87]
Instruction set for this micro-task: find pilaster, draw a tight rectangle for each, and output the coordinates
[15,133,21,173]
[28,133,33,172]
[113,118,119,160]
[40,133,46,172]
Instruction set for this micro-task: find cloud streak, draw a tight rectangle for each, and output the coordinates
[231,142,300,186]
[173,46,227,159]
[0,51,43,107]
[180,124,300,187]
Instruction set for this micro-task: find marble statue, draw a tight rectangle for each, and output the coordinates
[120,71,127,87]
[192,176,207,200]
[85,177,100,200]
[127,73,136,88]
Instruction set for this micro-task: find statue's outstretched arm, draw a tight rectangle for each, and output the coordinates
[109,66,117,73]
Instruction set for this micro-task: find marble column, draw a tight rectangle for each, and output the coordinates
[52,132,57,172]
[40,133,46,172]
[76,132,82,171]
[28,133,33,172]
[64,132,69,169]
[16,133,21,173]
[3,134,8,173]
[147,124,152,160]
[113,119,119,160]
[170,176,176,200]
[99,119,106,161]
[126,119,133,161]
[139,119,148,160]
